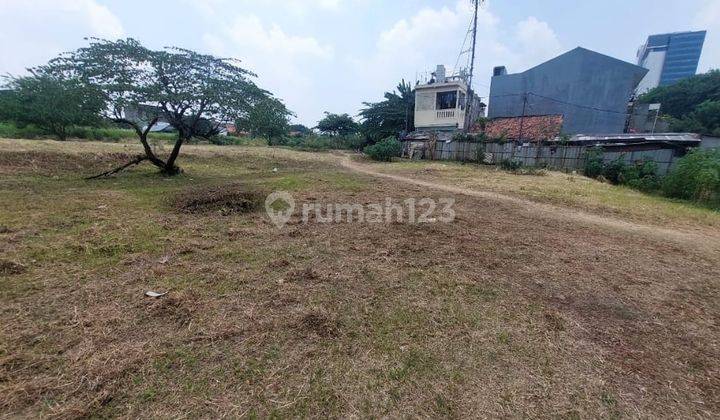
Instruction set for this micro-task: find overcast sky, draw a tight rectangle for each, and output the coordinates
[1,0,718,125]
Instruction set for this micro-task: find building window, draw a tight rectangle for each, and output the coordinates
[436,91,457,110]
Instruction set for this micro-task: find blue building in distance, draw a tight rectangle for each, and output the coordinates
[636,30,706,94]
[488,47,648,135]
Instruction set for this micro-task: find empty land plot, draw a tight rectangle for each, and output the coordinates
[1,139,720,418]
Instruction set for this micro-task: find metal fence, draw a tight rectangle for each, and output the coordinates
[405,141,682,175]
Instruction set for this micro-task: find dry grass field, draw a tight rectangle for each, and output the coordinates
[2,138,720,418]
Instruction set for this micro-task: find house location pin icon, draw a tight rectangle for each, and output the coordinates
[265,191,295,229]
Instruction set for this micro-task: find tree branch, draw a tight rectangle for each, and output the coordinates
[85,155,147,180]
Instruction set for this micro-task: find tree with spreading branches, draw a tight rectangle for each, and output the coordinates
[315,112,359,136]
[43,38,270,176]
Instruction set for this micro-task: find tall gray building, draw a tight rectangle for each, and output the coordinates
[488,47,648,135]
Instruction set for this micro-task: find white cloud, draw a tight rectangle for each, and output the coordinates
[515,16,562,66]
[355,1,561,103]
[695,0,720,72]
[202,14,334,123]
[0,0,125,75]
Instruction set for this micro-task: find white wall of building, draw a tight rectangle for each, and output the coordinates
[636,49,666,94]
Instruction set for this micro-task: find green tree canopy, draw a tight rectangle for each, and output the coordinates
[0,74,105,140]
[359,79,415,143]
[236,97,293,144]
[288,124,311,135]
[315,112,359,136]
[43,38,270,175]
[639,70,720,135]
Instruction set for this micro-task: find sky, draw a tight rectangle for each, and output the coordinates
[0,0,718,126]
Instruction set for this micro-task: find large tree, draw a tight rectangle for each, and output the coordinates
[315,112,359,136]
[359,79,415,142]
[44,38,268,175]
[0,74,105,140]
[236,97,293,144]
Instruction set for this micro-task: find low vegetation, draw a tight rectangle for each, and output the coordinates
[0,122,176,142]
[2,139,719,417]
[663,148,720,206]
[584,146,720,208]
[363,136,402,161]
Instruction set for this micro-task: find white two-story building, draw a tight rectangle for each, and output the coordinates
[414,65,484,132]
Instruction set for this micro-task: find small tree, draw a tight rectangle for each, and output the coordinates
[236,97,293,144]
[359,79,415,143]
[0,74,104,140]
[316,112,359,136]
[45,38,268,176]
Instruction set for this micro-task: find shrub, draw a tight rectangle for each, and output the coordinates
[364,136,402,161]
[602,157,627,185]
[662,148,720,206]
[284,134,365,151]
[499,158,522,171]
[584,147,605,178]
[621,161,660,192]
[0,122,178,142]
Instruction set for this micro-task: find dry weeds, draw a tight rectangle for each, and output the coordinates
[1,139,719,418]
[172,184,265,215]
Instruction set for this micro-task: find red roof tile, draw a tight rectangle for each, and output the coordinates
[480,115,564,142]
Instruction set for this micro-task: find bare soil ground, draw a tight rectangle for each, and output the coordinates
[1,139,720,418]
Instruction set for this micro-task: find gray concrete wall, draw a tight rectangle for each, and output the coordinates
[488,48,648,135]
[701,136,720,149]
[404,141,682,176]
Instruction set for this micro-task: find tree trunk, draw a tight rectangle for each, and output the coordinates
[161,131,186,175]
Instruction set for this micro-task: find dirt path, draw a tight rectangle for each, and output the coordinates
[340,155,720,253]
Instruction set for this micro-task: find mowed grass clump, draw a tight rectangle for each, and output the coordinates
[172,184,266,215]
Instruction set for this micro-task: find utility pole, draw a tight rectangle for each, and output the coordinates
[518,93,528,142]
[512,93,528,161]
[465,0,479,130]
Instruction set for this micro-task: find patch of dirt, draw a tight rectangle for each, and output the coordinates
[299,311,340,338]
[0,260,27,275]
[288,267,321,282]
[172,184,265,216]
[145,294,195,326]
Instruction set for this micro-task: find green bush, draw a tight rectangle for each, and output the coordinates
[621,161,660,192]
[0,122,177,142]
[284,134,364,151]
[363,136,402,161]
[585,148,660,192]
[662,148,720,206]
[0,122,48,139]
[584,147,605,178]
[499,158,522,171]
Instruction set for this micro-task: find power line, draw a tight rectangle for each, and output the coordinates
[527,92,629,115]
[487,92,629,115]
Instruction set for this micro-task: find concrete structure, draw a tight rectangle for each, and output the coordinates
[414,65,484,132]
[402,132,699,175]
[636,30,706,94]
[488,47,648,135]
